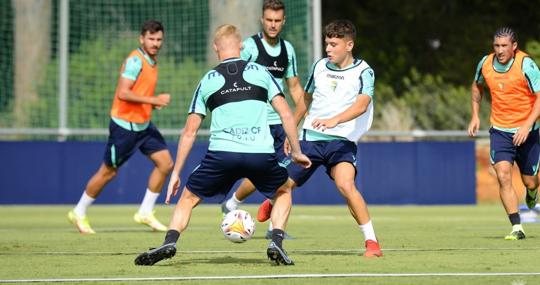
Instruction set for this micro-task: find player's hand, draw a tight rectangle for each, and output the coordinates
[284,139,291,155]
[291,151,311,168]
[153,93,171,110]
[467,117,480,137]
[513,126,530,146]
[165,174,181,204]
[312,117,339,131]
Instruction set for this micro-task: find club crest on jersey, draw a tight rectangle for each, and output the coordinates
[330,81,337,92]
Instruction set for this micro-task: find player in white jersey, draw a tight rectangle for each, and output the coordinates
[257,19,382,258]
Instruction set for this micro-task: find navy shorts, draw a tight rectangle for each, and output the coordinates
[103,120,168,168]
[489,127,540,176]
[186,151,288,202]
[270,124,291,166]
[287,140,357,187]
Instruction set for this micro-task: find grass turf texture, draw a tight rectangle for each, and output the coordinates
[0,205,538,284]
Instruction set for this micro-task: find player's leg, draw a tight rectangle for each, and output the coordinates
[267,181,296,265]
[221,178,257,215]
[247,152,296,265]
[330,162,382,257]
[68,120,137,234]
[522,174,539,209]
[68,163,117,234]
[135,124,173,231]
[134,187,201,266]
[493,161,525,239]
[516,128,540,210]
[490,128,525,240]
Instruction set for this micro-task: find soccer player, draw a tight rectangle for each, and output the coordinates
[134,24,311,266]
[468,27,540,240]
[257,19,382,257]
[67,20,173,234]
[220,0,304,240]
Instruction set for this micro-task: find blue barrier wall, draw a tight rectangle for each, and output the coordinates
[0,141,476,205]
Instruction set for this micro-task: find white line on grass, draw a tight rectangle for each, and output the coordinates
[2,272,540,283]
[1,247,539,256]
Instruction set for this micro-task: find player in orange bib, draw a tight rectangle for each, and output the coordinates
[67,20,173,234]
[468,27,540,240]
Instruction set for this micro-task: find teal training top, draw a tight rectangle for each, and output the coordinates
[189,58,283,153]
[241,33,298,124]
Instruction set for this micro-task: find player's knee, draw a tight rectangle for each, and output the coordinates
[163,158,173,174]
[157,158,173,174]
[523,178,539,190]
[335,180,356,197]
[100,167,117,181]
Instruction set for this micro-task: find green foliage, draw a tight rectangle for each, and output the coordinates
[33,33,208,130]
[373,69,491,130]
[525,40,540,60]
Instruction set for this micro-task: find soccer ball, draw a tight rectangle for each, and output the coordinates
[221,209,255,243]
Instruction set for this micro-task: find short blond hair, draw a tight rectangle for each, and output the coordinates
[213,24,242,45]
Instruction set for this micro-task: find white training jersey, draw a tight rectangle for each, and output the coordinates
[303,58,374,142]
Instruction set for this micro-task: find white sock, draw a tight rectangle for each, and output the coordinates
[268,222,274,232]
[513,224,524,232]
[359,220,377,242]
[225,192,243,211]
[138,189,160,215]
[73,192,95,217]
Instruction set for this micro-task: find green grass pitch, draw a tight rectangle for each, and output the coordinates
[1,204,539,284]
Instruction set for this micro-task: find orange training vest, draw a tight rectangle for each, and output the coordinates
[481,50,535,129]
[110,49,158,123]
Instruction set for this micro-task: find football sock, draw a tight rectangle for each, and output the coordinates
[73,191,95,217]
[359,220,377,242]
[267,222,274,231]
[508,212,520,226]
[163,229,180,245]
[512,224,524,233]
[138,189,160,215]
[271,229,285,248]
[225,192,243,211]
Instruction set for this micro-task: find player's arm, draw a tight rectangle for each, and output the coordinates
[468,57,488,137]
[271,95,311,168]
[117,77,170,108]
[286,76,303,107]
[468,82,484,137]
[166,113,203,204]
[311,95,371,131]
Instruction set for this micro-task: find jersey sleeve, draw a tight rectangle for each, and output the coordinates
[359,68,375,97]
[240,37,258,62]
[121,56,143,81]
[265,70,284,102]
[284,41,298,79]
[523,57,540,93]
[188,79,207,116]
[304,61,318,93]
[474,56,488,84]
